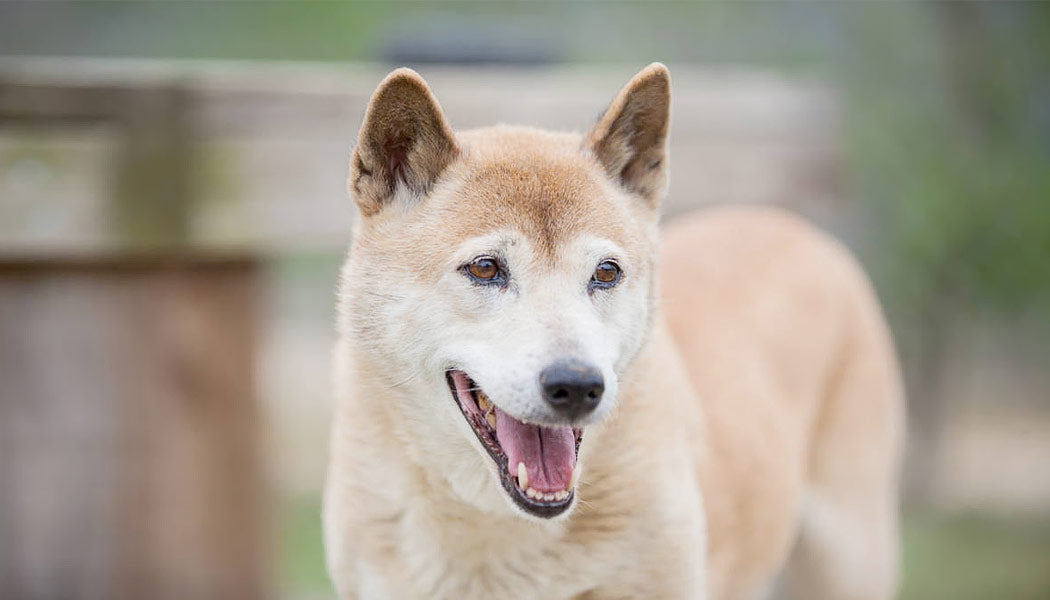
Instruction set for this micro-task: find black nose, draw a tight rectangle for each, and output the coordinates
[539,361,604,419]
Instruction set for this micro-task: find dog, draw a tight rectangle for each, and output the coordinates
[323,63,904,600]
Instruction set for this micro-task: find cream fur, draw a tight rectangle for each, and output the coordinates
[324,64,903,600]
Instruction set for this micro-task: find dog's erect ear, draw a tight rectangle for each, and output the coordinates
[350,68,459,216]
[585,63,671,209]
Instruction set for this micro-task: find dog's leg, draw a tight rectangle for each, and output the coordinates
[782,292,905,600]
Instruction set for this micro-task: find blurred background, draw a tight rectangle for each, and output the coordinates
[1,1,1048,599]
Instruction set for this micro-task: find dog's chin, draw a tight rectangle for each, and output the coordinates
[445,370,582,519]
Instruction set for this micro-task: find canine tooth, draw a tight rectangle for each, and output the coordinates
[517,462,529,490]
[570,464,581,490]
[486,412,497,429]
[477,394,492,411]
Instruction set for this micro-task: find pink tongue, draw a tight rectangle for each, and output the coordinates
[495,406,576,492]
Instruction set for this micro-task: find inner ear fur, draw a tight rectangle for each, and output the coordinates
[586,63,671,209]
[350,68,459,216]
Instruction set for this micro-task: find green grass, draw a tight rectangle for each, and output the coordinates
[900,512,1050,600]
[279,496,330,598]
[280,497,1050,598]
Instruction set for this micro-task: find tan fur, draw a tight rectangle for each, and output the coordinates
[325,64,903,600]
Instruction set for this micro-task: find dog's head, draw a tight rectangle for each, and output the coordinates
[340,64,670,519]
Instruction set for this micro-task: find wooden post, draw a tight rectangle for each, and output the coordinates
[0,254,266,600]
[0,80,194,247]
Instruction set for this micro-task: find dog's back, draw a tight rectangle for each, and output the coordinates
[662,206,904,599]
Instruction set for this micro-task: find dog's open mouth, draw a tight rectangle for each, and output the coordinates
[446,370,582,518]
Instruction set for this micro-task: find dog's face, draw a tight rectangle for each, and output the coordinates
[340,65,670,519]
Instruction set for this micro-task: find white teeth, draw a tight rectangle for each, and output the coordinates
[523,485,571,503]
[516,463,578,503]
[485,412,497,429]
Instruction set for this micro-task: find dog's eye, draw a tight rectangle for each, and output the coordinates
[463,256,505,285]
[468,258,499,280]
[591,260,622,289]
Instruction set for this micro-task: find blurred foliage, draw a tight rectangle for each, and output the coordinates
[0,1,395,61]
[840,3,1050,324]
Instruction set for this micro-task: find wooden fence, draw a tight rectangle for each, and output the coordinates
[0,58,844,253]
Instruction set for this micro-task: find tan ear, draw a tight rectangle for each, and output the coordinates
[350,68,459,216]
[585,63,671,208]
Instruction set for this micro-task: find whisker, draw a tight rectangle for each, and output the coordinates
[386,368,425,389]
[359,290,406,301]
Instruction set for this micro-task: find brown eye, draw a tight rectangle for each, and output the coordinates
[469,258,498,279]
[465,256,504,284]
[592,260,622,288]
